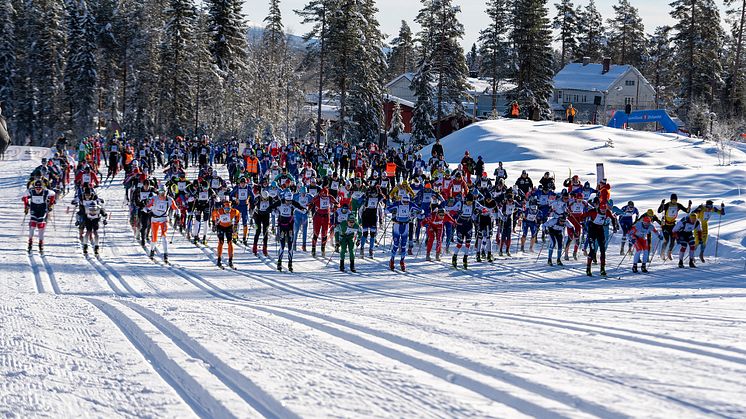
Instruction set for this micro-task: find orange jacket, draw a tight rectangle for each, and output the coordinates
[245,156,259,174]
[211,207,241,228]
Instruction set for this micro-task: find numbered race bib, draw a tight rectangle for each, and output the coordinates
[139,150,146,157]
[357,160,363,168]
[259,201,270,211]
[178,182,186,191]
[155,201,168,213]
[703,212,712,221]
[198,191,208,201]
[320,197,330,210]
[367,198,378,209]
[82,174,91,183]
[461,205,473,217]
[299,196,309,207]
[352,191,363,200]
[331,181,339,190]
[381,180,388,188]
[31,195,44,205]
[452,185,461,193]
[201,148,207,155]
[280,205,292,217]
[526,213,537,222]
[593,214,606,225]
[238,190,248,200]
[111,146,118,152]
[140,192,151,201]
[397,205,410,219]
[666,207,678,219]
[219,213,230,224]
[211,179,220,189]
[423,193,432,203]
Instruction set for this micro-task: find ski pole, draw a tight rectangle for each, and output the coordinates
[19,213,28,235]
[535,237,546,263]
[647,239,661,269]
[715,214,723,257]
[615,247,632,273]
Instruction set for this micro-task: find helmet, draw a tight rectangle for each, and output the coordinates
[705,200,714,207]
[347,216,356,224]
[260,190,269,199]
[83,187,93,196]
[299,186,308,194]
[158,185,166,195]
[584,181,591,188]
[482,208,489,215]
[558,214,567,222]
[33,180,43,188]
[670,193,678,201]
[575,192,583,199]
[627,201,634,207]
[402,195,411,203]
[424,183,432,189]
[599,202,608,211]
[283,191,293,201]
[143,179,151,187]
[465,193,474,201]
[437,208,445,215]
[482,172,487,178]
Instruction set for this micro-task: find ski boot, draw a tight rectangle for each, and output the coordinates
[425,253,432,261]
[641,264,648,273]
[83,244,88,255]
[667,250,673,260]
[400,260,406,272]
[311,247,316,257]
[564,253,569,261]
[689,259,696,268]
[339,260,345,272]
[369,249,373,258]
[277,260,283,271]
[408,248,413,256]
[217,257,223,268]
[476,252,482,262]
[38,241,44,254]
[389,259,395,271]
[678,259,684,268]
[302,245,307,252]
[149,249,155,259]
[27,240,32,253]
[632,264,638,273]
[462,255,468,270]
[452,254,458,268]
[547,258,553,266]
[435,252,441,261]
[520,245,525,253]
[699,251,705,263]
[557,259,564,266]
[506,250,511,257]
[350,261,356,273]
[487,252,494,263]
[321,248,326,258]
[263,244,269,257]
[586,265,592,277]
[288,261,293,272]
[573,250,578,260]
[600,266,607,276]
[202,236,207,245]
[193,237,199,245]
[94,245,100,256]
[242,238,248,246]
[163,253,168,263]
[620,246,625,256]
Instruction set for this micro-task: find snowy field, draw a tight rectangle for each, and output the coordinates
[2,119,746,418]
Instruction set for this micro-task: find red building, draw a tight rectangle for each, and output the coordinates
[383,95,414,133]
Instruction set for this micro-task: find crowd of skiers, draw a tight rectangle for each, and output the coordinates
[22,132,727,277]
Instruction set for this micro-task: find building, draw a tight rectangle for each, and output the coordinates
[552,58,656,123]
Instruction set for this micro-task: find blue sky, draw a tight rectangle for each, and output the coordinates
[240,0,727,48]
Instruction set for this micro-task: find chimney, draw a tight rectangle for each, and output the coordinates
[602,57,611,74]
[582,57,591,66]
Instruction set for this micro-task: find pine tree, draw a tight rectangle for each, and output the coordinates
[0,1,15,124]
[207,0,248,74]
[65,0,99,138]
[576,0,605,62]
[512,0,555,120]
[415,0,469,140]
[644,26,676,110]
[670,0,724,114]
[466,43,479,74]
[159,0,197,136]
[552,0,578,68]
[410,60,435,144]
[388,102,404,143]
[386,20,416,80]
[724,0,746,114]
[605,0,646,66]
[479,0,510,113]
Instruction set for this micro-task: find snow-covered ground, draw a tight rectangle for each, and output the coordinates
[1,119,745,418]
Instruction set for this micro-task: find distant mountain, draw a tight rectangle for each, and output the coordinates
[246,21,308,51]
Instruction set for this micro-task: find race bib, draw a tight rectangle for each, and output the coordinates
[352,191,363,200]
[331,181,339,190]
[320,197,330,210]
[666,207,678,219]
[201,148,207,155]
[397,205,410,218]
[338,211,349,222]
[111,146,118,152]
[452,185,461,193]
[367,198,378,208]
[198,192,208,201]
[82,174,91,183]
[219,213,230,224]
[299,196,309,207]
[280,206,292,217]
[139,150,146,157]
[461,205,473,217]
[177,182,186,191]
[211,179,220,189]
[31,195,44,205]
[238,190,248,200]
[593,214,606,225]
[357,160,363,168]
[155,201,168,213]
[526,213,537,222]
[423,193,432,203]
[259,201,269,211]
[140,192,151,201]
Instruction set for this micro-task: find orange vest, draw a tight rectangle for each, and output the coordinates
[245,156,259,174]
[385,162,397,178]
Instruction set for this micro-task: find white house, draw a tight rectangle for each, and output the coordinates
[552,58,656,123]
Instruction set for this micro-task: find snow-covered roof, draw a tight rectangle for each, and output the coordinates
[384,94,414,108]
[553,63,631,92]
[385,73,414,88]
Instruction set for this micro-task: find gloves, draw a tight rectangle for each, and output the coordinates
[661,199,665,204]
[24,207,28,215]
[75,220,80,227]
[103,219,108,226]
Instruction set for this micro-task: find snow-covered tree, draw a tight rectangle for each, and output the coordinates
[552,0,578,68]
[576,0,605,62]
[644,26,675,110]
[466,43,479,74]
[386,20,416,80]
[670,0,724,114]
[410,60,435,144]
[388,102,404,143]
[65,0,98,138]
[724,0,746,114]
[207,0,248,74]
[512,0,555,120]
[479,0,511,113]
[605,0,646,66]
[0,1,15,123]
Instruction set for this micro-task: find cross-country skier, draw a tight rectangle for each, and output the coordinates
[22,180,56,254]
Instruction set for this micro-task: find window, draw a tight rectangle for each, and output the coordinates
[624,97,635,105]
[625,80,636,86]
[582,95,587,103]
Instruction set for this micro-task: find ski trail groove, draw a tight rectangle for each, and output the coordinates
[92,257,143,298]
[84,298,235,419]
[120,301,299,419]
[438,308,746,367]
[243,304,568,419]
[282,306,626,419]
[84,254,128,297]
[27,253,45,293]
[38,254,61,294]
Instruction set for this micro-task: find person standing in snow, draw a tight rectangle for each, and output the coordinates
[690,200,725,263]
[566,104,577,123]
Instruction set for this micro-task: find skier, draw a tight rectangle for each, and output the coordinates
[422,208,456,261]
[268,192,304,272]
[310,188,338,257]
[658,194,691,260]
[336,215,361,272]
[360,186,386,258]
[251,188,274,256]
[520,199,541,252]
[691,200,726,262]
[628,216,663,273]
[229,177,252,244]
[22,180,56,254]
[292,186,312,252]
[211,196,241,269]
[386,195,421,271]
[579,202,618,277]
[451,193,477,269]
[672,212,702,268]
[544,213,574,266]
[147,185,178,262]
[616,201,639,255]
[81,200,108,256]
